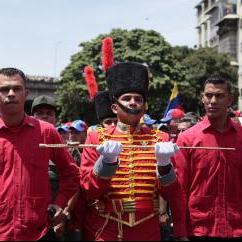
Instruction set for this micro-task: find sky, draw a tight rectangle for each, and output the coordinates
[0,0,199,78]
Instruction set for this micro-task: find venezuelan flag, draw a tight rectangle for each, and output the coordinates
[163,83,182,118]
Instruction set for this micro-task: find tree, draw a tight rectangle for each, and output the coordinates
[56,28,185,123]
[56,29,238,124]
[172,45,195,61]
[178,47,238,115]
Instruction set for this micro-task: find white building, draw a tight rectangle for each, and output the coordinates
[195,0,242,108]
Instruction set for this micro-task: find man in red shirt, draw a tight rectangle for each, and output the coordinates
[31,95,57,125]
[80,62,187,241]
[0,67,80,241]
[31,95,60,201]
[175,75,242,240]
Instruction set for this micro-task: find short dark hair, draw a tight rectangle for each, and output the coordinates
[0,67,27,84]
[204,75,231,94]
[228,110,236,118]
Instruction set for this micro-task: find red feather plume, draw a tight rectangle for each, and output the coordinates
[84,66,98,100]
[101,37,114,72]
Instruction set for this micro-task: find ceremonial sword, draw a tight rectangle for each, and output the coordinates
[39,143,235,151]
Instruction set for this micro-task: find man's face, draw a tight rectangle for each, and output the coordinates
[58,130,69,143]
[69,129,87,144]
[168,118,181,134]
[112,92,145,125]
[101,117,117,128]
[202,83,233,119]
[33,105,56,125]
[177,121,192,133]
[0,74,27,116]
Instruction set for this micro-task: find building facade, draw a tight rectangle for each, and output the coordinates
[195,0,242,108]
[196,0,238,59]
[25,75,61,114]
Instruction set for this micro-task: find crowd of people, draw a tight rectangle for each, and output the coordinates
[1,37,242,241]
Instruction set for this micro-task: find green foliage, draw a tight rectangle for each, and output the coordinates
[56,28,185,123]
[172,45,195,61]
[178,48,238,114]
[56,29,238,123]
[56,81,96,123]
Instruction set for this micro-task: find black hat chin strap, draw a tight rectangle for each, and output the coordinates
[113,96,143,115]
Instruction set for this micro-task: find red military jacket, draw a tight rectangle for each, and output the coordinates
[80,124,187,239]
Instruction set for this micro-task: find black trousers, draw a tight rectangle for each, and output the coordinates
[38,229,57,241]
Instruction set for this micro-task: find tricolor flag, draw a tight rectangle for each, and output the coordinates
[163,83,182,118]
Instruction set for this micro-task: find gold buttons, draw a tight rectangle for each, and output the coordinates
[129,170,135,175]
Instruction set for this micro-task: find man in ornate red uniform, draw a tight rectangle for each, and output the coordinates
[80,62,187,241]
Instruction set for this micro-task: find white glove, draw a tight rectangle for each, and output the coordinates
[96,140,122,163]
[155,142,179,166]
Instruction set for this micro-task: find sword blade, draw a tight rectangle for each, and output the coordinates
[39,143,236,151]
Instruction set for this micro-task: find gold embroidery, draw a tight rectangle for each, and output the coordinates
[111,177,156,181]
[119,157,156,162]
[108,190,154,196]
[121,150,154,154]
[110,184,155,188]
[95,198,160,228]
[96,125,168,203]
[116,170,155,175]
[140,140,149,146]
[98,212,159,228]
[119,163,155,168]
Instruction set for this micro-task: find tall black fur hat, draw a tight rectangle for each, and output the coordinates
[94,91,116,120]
[106,62,149,100]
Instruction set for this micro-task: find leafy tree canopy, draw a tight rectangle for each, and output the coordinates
[56,29,238,123]
[178,47,238,115]
[56,28,185,123]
